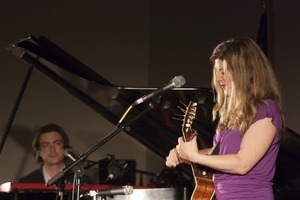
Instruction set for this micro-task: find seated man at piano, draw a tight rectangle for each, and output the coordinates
[19,123,93,184]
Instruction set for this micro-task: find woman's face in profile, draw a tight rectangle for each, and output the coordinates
[214,59,231,96]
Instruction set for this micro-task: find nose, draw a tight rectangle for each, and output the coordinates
[49,144,56,151]
[215,71,223,81]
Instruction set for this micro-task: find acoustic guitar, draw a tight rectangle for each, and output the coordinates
[181,101,215,200]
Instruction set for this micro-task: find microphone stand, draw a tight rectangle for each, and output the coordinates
[74,175,81,200]
[47,98,161,196]
[73,165,84,200]
[56,178,66,200]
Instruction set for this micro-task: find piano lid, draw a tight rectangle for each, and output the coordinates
[5,34,216,178]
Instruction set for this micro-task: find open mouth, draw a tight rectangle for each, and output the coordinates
[220,84,225,90]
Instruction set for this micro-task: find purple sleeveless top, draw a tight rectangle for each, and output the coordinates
[213,99,283,200]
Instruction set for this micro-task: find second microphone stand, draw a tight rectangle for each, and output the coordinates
[47,98,161,199]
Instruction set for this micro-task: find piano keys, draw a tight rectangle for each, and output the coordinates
[0,182,190,200]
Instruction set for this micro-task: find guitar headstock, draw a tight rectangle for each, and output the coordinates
[180,101,198,142]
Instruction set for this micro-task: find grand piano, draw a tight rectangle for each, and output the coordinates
[1,34,299,199]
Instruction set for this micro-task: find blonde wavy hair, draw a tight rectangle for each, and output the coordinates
[210,37,284,134]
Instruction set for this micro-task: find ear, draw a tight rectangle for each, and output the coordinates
[36,150,41,159]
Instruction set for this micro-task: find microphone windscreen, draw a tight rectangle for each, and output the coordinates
[123,185,134,195]
[64,148,72,156]
[172,75,186,87]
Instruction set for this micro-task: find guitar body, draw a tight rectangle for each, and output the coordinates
[181,101,215,200]
[190,165,215,200]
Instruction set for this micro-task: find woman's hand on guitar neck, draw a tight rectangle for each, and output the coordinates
[176,136,199,163]
[166,147,187,167]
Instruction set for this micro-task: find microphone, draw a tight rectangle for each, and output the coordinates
[131,75,186,106]
[106,160,127,181]
[80,185,133,198]
[64,148,77,161]
[63,148,84,177]
[106,154,127,181]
